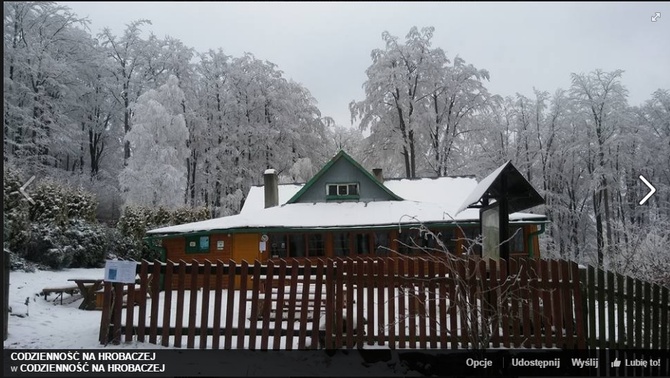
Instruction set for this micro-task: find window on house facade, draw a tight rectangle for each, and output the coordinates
[273,233,326,258]
[397,230,418,255]
[374,232,390,255]
[333,232,350,256]
[509,226,525,254]
[354,233,371,255]
[288,234,306,257]
[270,234,288,258]
[326,183,359,199]
[461,226,482,255]
[438,228,458,254]
[308,234,326,257]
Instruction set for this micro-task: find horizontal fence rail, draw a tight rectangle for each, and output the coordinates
[99,257,593,350]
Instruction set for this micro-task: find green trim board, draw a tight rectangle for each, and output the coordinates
[286,150,403,204]
[143,220,553,241]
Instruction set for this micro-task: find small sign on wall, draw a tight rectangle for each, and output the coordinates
[259,241,267,252]
[104,260,137,284]
[217,240,225,250]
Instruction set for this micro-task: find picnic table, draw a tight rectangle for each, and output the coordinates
[68,278,104,310]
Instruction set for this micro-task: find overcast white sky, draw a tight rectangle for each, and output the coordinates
[61,2,669,128]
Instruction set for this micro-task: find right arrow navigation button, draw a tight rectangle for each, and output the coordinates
[639,175,656,205]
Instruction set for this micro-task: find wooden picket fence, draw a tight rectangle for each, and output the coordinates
[579,265,670,349]
[99,257,587,349]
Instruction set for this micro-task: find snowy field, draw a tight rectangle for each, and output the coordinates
[3,267,420,376]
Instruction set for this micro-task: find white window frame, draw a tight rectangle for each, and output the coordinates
[326,183,359,196]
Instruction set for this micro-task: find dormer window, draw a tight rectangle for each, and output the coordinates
[326,183,359,200]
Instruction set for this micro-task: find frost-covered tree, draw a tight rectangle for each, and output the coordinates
[120,75,189,208]
[351,26,494,178]
[3,2,89,173]
[351,27,441,178]
[569,70,629,267]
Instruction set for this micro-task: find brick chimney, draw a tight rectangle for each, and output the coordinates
[264,169,279,208]
[373,168,384,183]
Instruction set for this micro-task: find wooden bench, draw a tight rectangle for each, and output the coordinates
[94,284,152,310]
[41,286,80,305]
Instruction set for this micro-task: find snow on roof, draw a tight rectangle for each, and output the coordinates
[383,176,478,204]
[240,177,478,215]
[456,162,509,214]
[147,200,546,235]
[240,184,302,214]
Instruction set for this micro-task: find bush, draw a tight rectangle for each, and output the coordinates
[29,180,97,226]
[20,220,110,269]
[65,220,109,268]
[22,223,72,269]
[117,206,152,240]
[116,205,210,263]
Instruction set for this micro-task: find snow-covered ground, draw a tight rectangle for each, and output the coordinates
[3,267,420,376]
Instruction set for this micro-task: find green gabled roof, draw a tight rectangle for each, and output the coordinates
[286,150,403,204]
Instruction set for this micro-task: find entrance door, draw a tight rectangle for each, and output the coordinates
[232,233,260,289]
[232,233,260,263]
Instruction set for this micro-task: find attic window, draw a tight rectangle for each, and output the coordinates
[326,183,359,200]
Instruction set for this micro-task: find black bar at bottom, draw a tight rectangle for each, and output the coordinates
[4,348,669,377]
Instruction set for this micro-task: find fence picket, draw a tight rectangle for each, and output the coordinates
[635,279,643,349]
[285,259,299,351]
[397,257,407,349]
[248,261,261,350]
[297,261,311,350]
[172,261,186,347]
[224,260,236,350]
[236,261,249,349]
[335,258,344,349]
[345,258,354,349]
[652,284,660,349]
[549,260,563,348]
[570,261,585,349]
[260,260,274,350]
[561,260,574,348]
[356,258,365,348]
[607,271,615,349]
[418,258,428,349]
[212,261,224,349]
[187,260,199,348]
[136,261,149,343]
[489,259,500,348]
[428,258,437,348]
[661,287,668,349]
[199,260,211,349]
[530,259,542,348]
[616,272,625,349]
[311,260,325,349]
[387,258,396,349]
[407,258,417,349]
[371,257,381,346]
[272,260,287,350]
[325,259,334,349]
[161,261,174,347]
[626,275,633,349]
[519,258,531,348]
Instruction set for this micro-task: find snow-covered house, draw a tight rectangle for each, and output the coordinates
[146,151,547,287]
